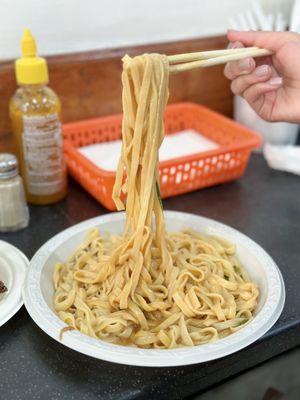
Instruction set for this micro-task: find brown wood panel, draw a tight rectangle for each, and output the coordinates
[0,34,232,149]
[0,134,16,153]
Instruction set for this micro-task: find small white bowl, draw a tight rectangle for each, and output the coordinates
[0,240,29,327]
[23,211,285,367]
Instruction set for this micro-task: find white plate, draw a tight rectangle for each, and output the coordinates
[0,240,29,327]
[23,211,285,367]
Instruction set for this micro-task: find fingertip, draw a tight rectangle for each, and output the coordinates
[227,30,257,47]
[227,29,241,40]
[232,41,244,49]
[238,57,255,72]
[254,64,271,78]
[249,57,256,70]
[223,62,231,79]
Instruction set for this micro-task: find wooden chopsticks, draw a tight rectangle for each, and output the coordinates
[168,47,273,73]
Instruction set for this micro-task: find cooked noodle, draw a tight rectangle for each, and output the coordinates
[53,54,259,348]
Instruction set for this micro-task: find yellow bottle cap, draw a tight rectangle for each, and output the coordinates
[15,29,49,85]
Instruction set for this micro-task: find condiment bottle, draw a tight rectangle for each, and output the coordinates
[0,153,29,232]
[9,29,67,205]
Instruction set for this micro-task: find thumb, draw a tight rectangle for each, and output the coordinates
[227,30,299,52]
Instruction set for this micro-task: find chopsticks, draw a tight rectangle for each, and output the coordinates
[168,47,273,73]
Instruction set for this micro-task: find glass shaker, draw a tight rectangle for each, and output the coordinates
[0,153,29,232]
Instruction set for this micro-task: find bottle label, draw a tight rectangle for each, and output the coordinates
[22,113,66,196]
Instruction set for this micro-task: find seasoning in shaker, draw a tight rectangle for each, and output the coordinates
[0,153,29,232]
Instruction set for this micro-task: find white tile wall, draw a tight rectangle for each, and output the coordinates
[0,0,292,60]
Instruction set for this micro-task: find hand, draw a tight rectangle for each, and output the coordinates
[224,30,300,123]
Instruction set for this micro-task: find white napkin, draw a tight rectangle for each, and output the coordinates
[263,144,300,175]
[79,129,218,171]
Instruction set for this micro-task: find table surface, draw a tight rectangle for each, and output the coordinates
[1,154,300,400]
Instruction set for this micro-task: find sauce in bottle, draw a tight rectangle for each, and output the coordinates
[10,29,67,205]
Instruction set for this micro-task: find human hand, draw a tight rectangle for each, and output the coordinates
[224,30,300,123]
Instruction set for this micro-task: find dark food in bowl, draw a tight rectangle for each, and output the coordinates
[0,280,7,293]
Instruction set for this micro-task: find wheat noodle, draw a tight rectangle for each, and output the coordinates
[53,54,259,348]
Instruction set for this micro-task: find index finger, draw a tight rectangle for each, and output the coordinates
[227,30,299,52]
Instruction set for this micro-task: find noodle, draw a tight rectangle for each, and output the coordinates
[53,54,259,348]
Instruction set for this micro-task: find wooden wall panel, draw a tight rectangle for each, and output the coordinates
[0,35,232,151]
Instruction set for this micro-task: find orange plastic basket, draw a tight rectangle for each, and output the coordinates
[63,102,261,210]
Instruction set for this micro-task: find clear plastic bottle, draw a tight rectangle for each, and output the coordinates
[9,29,67,205]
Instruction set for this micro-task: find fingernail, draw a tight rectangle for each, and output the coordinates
[268,77,283,85]
[232,41,243,49]
[239,58,252,70]
[255,65,270,77]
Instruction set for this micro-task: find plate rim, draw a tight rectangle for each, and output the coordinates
[23,211,285,367]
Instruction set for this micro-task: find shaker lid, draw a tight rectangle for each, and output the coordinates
[0,153,18,179]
